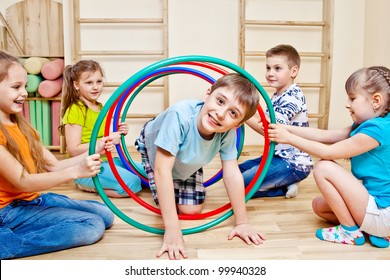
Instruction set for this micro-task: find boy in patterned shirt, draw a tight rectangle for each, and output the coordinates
[239,44,313,198]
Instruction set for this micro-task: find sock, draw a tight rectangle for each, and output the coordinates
[369,235,389,248]
[285,183,298,198]
[316,224,365,245]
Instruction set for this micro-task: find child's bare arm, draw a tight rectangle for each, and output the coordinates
[222,159,266,245]
[269,123,379,160]
[283,124,352,144]
[246,114,265,135]
[45,136,114,171]
[64,123,91,157]
[154,147,188,260]
[0,145,101,193]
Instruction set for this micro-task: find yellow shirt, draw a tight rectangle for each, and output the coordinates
[0,124,39,208]
[62,101,106,144]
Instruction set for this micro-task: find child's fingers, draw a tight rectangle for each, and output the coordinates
[156,245,187,260]
[242,234,252,245]
[88,153,101,161]
[169,247,187,260]
[268,123,277,129]
[156,245,167,258]
[250,233,266,245]
[227,229,236,240]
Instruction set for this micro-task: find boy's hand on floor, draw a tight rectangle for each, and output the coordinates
[228,223,266,245]
[157,228,188,260]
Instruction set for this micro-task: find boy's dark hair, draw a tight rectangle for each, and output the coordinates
[210,73,259,123]
[266,44,301,69]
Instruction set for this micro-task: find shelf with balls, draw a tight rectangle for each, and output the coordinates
[20,56,65,150]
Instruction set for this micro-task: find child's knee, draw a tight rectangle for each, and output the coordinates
[313,160,334,179]
[177,204,204,215]
[312,196,321,213]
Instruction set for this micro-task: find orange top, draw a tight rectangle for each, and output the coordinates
[0,123,39,208]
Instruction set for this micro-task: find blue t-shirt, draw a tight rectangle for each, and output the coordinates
[144,99,237,180]
[350,114,390,208]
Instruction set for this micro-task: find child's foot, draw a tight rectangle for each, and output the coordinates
[316,224,365,245]
[369,235,390,248]
[75,183,97,193]
[285,183,298,198]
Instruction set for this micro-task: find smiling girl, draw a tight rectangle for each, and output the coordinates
[0,51,114,259]
[268,66,390,248]
[61,60,142,198]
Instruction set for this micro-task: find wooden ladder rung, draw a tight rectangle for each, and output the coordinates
[78,50,164,56]
[125,114,158,119]
[308,113,324,119]
[104,82,165,88]
[245,20,326,27]
[78,18,164,24]
[245,51,326,57]
[260,83,325,88]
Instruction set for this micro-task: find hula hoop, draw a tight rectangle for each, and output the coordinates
[111,65,244,187]
[89,55,275,235]
[112,66,216,180]
[113,61,233,185]
[104,66,246,219]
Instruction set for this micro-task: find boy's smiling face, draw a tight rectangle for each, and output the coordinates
[197,86,246,140]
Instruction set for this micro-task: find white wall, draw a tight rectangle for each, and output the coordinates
[3,0,390,144]
[363,0,390,67]
[168,0,239,103]
[327,0,365,130]
[327,0,390,130]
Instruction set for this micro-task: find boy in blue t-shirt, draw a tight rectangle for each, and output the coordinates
[136,73,266,259]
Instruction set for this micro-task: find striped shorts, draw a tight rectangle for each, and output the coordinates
[135,124,206,206]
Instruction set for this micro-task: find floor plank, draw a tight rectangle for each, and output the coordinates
[19,146,390,260]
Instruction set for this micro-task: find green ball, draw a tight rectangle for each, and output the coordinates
[26,74,43,93]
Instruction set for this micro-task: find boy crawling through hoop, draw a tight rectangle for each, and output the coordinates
[135,73,266,259]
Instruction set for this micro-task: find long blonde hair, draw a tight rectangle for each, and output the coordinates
[0,51,51,173]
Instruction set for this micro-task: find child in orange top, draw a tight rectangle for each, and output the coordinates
[0,51,114,259]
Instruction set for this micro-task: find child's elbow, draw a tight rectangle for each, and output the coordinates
[66,148,80,158]
[317,149,339,160]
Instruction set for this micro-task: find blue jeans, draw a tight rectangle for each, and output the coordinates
[0,192,114,259]
[75,158,143,195]
[239,155,311,198]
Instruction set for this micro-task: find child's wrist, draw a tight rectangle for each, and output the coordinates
[235,221,249,226]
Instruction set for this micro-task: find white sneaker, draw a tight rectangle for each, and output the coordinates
[75,183,97,193]
[285,183,298,198]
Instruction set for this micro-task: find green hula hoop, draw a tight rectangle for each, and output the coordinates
[89,55,275,235]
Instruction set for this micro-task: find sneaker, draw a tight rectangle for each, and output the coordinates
[75,183,97,193]
[285,183,298,198]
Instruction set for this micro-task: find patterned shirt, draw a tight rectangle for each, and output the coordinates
[266,83,313,172]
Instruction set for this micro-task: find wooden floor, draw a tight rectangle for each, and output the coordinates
[21,146,389,260]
